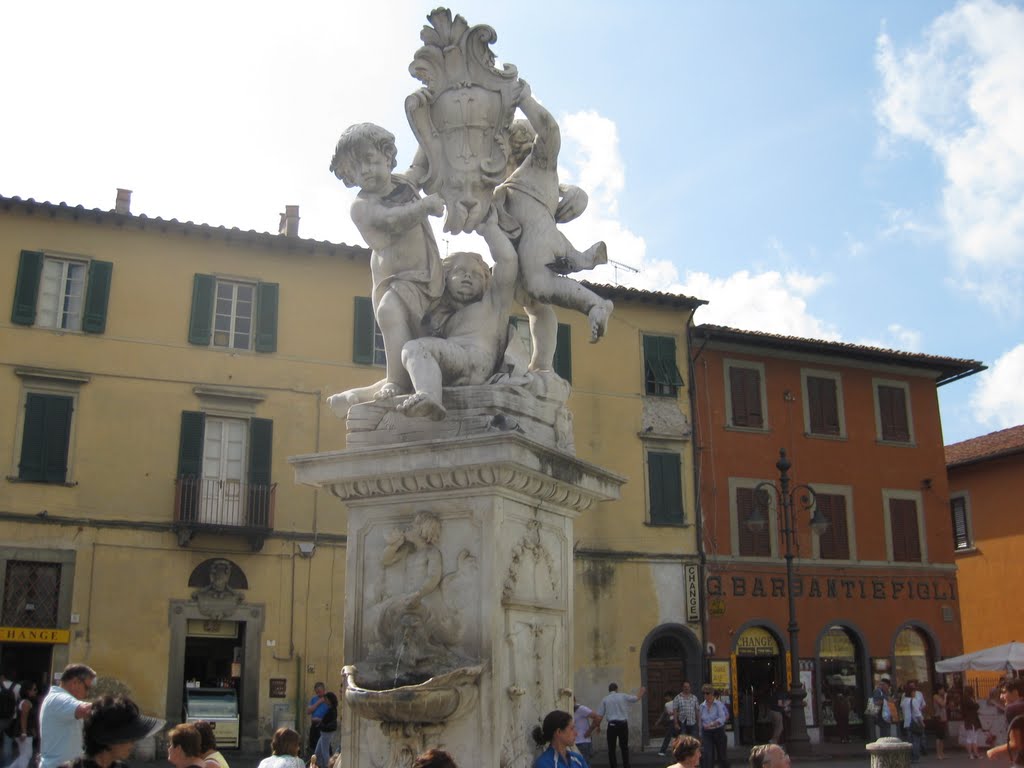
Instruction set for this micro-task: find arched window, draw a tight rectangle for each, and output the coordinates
[894,626,933,698]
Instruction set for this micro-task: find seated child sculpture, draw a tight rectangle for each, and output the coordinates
[494,80,614,373]
[329,122,445,400]
[398,214,519,421]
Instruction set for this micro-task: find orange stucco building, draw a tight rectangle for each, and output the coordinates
[690,324,984,746]
[946,425,1024,652]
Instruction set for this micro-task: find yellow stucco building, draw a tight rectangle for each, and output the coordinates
[0,192,702,748]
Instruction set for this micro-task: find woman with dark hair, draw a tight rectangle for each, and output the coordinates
[9,681,38,768]
[193,721,229,768]
[256,728,304,768]
[412,748,458,768]
[63,695,163,768]
[962,686,983,760]
[932,684,948,760]
[669,735,702,768]
[314,692,338,768]
[166,724,207,768]
[531,710,587,768]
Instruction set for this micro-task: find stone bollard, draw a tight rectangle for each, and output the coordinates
[867,736,912,768]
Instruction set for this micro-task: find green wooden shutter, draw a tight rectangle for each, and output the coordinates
[11,250,44,326]
[553,323,572,382]
[353,296,375,364]
[254,282,279,353]
[248,418,273,527]
[18,394,73,483]
[648,451,682,524]
[177,411,206,478]
[188,274,216,345]
[82,260,113,334]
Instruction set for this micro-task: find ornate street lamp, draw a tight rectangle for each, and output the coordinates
[746,448,829,755]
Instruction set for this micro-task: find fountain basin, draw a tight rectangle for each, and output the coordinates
[342,664,483,724]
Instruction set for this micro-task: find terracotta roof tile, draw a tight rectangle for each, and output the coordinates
[946,424,1024,467]
[692,324,986,386]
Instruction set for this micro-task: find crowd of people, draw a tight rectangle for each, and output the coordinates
[4,663,1021,768]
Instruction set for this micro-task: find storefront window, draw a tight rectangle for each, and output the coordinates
[894,627,933,699]
[819,625,863,742]
[735,627,784,745]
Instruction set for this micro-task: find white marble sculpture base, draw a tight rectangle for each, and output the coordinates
[291,434,622,768]
[345,378,574,455]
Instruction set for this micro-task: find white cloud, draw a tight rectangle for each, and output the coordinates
[855,324,924,352]
[969,343,1024,428]
[875,0,1024,304]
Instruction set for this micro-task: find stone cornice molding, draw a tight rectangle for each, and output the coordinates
[291,433,623,512]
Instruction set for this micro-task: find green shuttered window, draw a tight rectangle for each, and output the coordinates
[11,250,112,333]
[648,451,683,525]
[188,274,278,352]
[643,334,683,397]
[19,393,74,484]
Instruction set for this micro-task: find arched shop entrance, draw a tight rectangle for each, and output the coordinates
[894,625,936,699]
[734,626,785,745]
[818,625,866,743]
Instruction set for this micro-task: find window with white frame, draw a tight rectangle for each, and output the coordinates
[37,257,87,330]
[810,485,855,561]
[873,378,914,444]
[801,369,845,438]
[725,360,767,430]
[729,477,778,558]
[213,280,255,350]
[882,489,927,563]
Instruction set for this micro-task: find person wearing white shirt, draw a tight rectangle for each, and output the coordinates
[597,682,646,768]
[699,685,730,768]
[900,680,925,763]
[38,664,95,768]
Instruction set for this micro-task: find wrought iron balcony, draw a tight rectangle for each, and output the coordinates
[173,476,276,551]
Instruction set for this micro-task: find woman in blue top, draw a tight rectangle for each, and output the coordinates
[532,710,588,768]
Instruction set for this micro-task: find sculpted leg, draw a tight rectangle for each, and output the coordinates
[375,290,414,394]
[523,296,557,372]
[399,339,448,420]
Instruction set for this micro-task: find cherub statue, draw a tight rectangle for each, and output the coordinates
[328,123,445,405]
[494,80,614,373]
[398,213,519,420]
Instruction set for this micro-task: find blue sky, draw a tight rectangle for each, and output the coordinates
[2,0,1021,444]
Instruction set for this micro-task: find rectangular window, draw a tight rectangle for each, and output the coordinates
[736,486,771,557]
[876,382,912,442]
[18,393,74,484]
[508,316,572,382]
[176,411,274,528]
[890,497,922,562]
[727,363,765,428]
[2,561,62,628]
[11,250,113,333]
[352,296,385,366]
[951,495,972,550]
[643,334,683,397]
[816,493,850,560]
[803,371,843,437]
[647,451,683,525]
[189,274,278,353]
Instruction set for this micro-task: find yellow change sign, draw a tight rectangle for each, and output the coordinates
[0,627,70,644]
[736,627,779,656]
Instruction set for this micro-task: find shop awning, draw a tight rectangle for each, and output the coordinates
[935,641,1024,673]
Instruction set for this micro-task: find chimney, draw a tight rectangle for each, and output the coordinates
[115,188,132,215]
[279,205,300,237]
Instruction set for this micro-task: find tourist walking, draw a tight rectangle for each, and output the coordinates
[314,692,338,768]
[699,685,730,768]
[305,683,328,757]
[871,676,895,739]
[749,744,790,768]
[668,734,702,768]
[658,691,680,756]
[193,721,229,768]
[66,695,162,768]
[962,686,983,759]
[572,700,600,762]
[932,683,948,759]
[900,681,925,763]
[674,682,700,737]
[39,663,95,768]
[9,681,39,768]
[166,723,208,768]
[597,682,646,768]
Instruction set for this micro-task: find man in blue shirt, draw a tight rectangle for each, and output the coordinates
[699,685,730,768]
[306,682,328,756]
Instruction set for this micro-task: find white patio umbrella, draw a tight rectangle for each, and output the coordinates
[935,641,1024,673]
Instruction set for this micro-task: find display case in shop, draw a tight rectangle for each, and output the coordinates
[184,688,240,748]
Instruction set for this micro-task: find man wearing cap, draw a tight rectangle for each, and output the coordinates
[39,663,96,768]
[69,695,163,768]
[871,676,894,738]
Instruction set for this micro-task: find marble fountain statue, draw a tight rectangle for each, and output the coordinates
[291,8,624,767]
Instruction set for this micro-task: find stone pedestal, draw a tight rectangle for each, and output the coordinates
[292,432,622,768]
[867,736,912,768]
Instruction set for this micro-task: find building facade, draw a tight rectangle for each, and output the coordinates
[1,193,703,748]
[946,425,1024,653]
[691,324,984,746]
